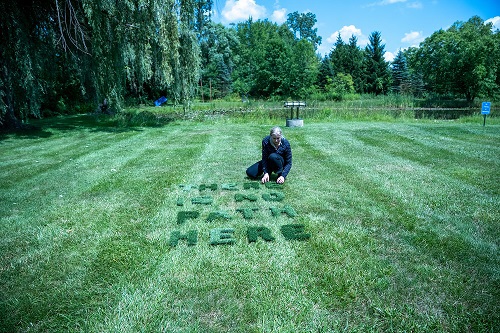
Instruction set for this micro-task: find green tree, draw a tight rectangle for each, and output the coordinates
[176,0,201,110]
[328,34,364,93]
[347,36,364,93]
[194,0,213,41]
[403,47,424,97]
[233,18,318,99]
[450,16,499,101]
[233,19,284,98]
[1,0,64,128]
[411,16,499,102]
[363,31,391,95]
[286,11,322,50]
[330,34,349,75]
[392,49,426,97]
[317,56,334,91]
[1,0,203,127]
[326,73,355,96]
[252,22,295,97]
[200,22,239,99]
[232,19,253,97]
[287,38,319,98]
[489,27,500,98]
[261,35,290,96]
[391,50,410,94]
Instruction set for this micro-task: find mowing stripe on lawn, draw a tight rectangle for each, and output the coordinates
[1,119,498,332]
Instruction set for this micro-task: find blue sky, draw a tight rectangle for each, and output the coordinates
[212,0,500,61]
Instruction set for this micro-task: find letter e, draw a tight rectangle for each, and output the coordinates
[210,228,236,245]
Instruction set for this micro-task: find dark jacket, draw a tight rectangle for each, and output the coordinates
[261,135,292,178]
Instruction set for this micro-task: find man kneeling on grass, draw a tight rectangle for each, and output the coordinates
[246,126,292,184]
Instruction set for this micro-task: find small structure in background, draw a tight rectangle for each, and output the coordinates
[284,101,305,127]
[155,96,168,107]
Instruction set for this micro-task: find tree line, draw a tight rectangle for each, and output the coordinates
[1,0,499,128]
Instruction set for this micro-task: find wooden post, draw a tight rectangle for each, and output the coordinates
[200,78,204,102]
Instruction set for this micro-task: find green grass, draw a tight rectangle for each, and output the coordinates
[1,114,499,332]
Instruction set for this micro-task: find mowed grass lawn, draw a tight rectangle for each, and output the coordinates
[1,115,499,332]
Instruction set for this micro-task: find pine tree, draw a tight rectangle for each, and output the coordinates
[347,35,364,93]
[391,50,410,94]
[330,34,348,75]
[317,56,334,91]
[363,31,391,95]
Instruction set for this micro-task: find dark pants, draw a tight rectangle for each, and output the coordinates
[246,153,284,179]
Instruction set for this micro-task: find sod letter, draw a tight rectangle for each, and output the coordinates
[280,224,310,241]
[243,182,260,190]
[221,183,239,191]
[236,207,259,219]
[270,205,297,218]
[177,211,200,225]
[210,228,236,245]
[199,183,218,191]
[234,193,258,202]
[169,230,198,247]
[262,192,285,202]
[247,226,275,243]
[206,211,232,222]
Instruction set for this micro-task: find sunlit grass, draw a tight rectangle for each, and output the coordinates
[1,116,499,332]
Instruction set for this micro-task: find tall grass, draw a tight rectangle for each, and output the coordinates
[116,95,497,127]
[1,115,499,332]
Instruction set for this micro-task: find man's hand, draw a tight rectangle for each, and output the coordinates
[277,176,285,184]
[261,173,270,183]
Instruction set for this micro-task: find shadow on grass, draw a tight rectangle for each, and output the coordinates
[0,111,179,141]
[0,126,54,140]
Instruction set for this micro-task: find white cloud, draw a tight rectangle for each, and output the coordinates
[401,31,425,46]
[221,0,267,23]
[384,51,395,62]
[380,0,407,4]
[272,8,287,24]
[407,2,422,9]
[367,0,422,8]
[317,44,331,57]
[367,0,406,7]
[326,25,370,47]
[485,16,500,31]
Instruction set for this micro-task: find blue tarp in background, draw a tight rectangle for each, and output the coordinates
[155,96,167,106]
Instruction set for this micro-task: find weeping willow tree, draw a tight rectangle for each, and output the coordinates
[81,0,201,111]
[0,0,203,128]
[0,0,59,128]
[176,0,201,110]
